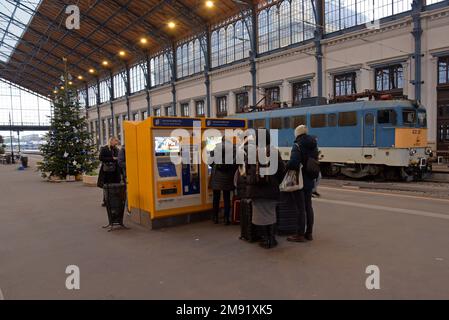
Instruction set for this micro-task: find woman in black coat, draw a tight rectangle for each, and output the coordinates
[210,138,238,225]
[286,125,319,242]
[97,137,122,206]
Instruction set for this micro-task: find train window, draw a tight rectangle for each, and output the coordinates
[328,113,337,127]
[311,114,327,128]
[291,115,307,128]
[270,117,282,129]
[283,117,291,129]
[377,109,397,125]
[365,113,374,125]
[403,110,416,126]
[338,111,357,126]
[247,120,254,128]
[254,119,266,129]
[418,112,427,127]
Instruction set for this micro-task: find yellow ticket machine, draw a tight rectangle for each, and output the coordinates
[124,117,245,229]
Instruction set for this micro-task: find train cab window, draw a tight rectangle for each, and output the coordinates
[291,115,307,128]
[418,112,427,127]
[338,111,357,127]
[365,113,375,125]
[402,110,416,126]
[328,113,337,127]
[270,117,282,129]
[377,109,397,125]
[254,119,266,129]
[311,114,327,128]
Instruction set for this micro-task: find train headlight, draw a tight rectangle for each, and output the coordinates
[425,148,433,156]
[409,148,417,156]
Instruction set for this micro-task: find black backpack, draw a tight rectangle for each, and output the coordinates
[296,143,320,179]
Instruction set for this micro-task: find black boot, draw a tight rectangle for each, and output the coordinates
[212,213,219,224]
[260,225,277,249]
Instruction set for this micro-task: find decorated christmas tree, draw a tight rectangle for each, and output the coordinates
[38,59,98,180]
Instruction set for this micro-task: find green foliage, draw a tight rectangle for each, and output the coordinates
[37,85,99,179]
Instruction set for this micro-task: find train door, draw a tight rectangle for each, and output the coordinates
[363,112,376,147]
[437,86,449,155]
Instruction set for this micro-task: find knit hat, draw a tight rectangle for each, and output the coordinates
[295,125,308,137]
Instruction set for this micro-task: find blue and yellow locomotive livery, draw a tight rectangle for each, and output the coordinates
[233,100,432,180]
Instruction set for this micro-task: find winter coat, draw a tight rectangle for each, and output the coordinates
[236,144,285,200]
[286,134,319,192]
[97,145,121,188]
[209,142,238,191]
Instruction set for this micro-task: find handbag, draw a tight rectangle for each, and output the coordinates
[279,164,303,192]
[103,162,117,173]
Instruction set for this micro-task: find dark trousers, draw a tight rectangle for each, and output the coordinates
[293,190,314,236]
[213,190,231,221]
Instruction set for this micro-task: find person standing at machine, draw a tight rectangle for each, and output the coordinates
[210,136,237,225]
[97,137,122,207]
[286,125,319,242]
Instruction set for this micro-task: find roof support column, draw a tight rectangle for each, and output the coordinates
[170,46,177,116]
[95,78,102,147]
[411,0,424,102]
[145,54,152,116]
[314,0,325,98]
[250,7,258,110]
[123,65,131,119]
[202,30,211,118]
[84,83,89,119]
[108,71,115,136]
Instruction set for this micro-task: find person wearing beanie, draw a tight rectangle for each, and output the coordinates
[286,125,319,242]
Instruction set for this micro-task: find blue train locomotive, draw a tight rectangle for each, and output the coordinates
[232,100,432,180]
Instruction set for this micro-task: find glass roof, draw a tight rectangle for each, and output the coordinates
[0,0,42,63]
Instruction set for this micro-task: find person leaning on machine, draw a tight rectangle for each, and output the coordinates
[210,136,238,225]
[287,125,320,243]
[97,137,122,207]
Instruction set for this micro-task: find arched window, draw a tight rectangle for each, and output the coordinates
[150,58,155,86]
[188,42,194,75]
[280,0,291,48]
[268,7,280,51]
[235,20,244,61]
[243,17,251,58]
[211,31,219,68]
[291,0,304,44]
[176,46,183,78]
[154,56,160,85]
[218,28,226,66]
[258,10,268,53]
[226,24,235,64]
[182,44,189,77]
[193,39,201,74]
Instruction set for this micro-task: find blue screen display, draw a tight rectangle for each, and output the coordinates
[158,162,177,178]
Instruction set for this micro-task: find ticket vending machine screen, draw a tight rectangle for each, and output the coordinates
[155,136,180,154]
[157,162,177,178]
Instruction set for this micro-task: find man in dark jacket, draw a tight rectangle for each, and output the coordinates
[210,138,237,225]
[286,125,319,242]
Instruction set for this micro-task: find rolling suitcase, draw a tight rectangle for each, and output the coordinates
[239,199,260,242]
[276,192,299,236]
[232,195,241,225]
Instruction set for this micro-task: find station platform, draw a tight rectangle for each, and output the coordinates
[1,157,449,299]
